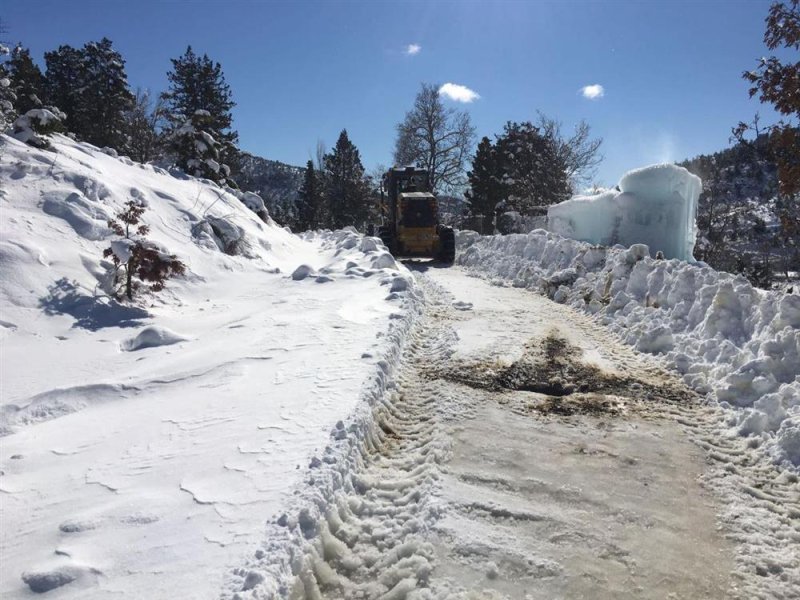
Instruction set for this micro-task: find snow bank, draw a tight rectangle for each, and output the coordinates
[222,277,426,598]
[0,132,418,599]
[294,228,413,292]
[548,164,701,261]
[120,326,188,351]
[457,230,800,468]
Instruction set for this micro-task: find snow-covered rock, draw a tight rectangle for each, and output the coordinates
[121,326,188,351]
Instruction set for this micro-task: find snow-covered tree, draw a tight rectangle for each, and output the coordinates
[0,22,15,130]
[169,109,235,186]
[494,121,570,213]
[161,46,239,179]
[393,83,476,193]
[325,130,370,229]
[8,45,44,115]
[0,47,14,130]
[12,106,66,149]
[3,41,64,148]
[296,160,321,231]
[103,200,186,301]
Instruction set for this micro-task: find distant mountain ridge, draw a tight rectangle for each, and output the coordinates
[234,153,305,224]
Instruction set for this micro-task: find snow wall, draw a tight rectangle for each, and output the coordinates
[456,230,800,469]
[547,164,702,262]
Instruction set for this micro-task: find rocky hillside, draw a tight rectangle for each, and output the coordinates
[233,153,304,225]
[679,135,794,287]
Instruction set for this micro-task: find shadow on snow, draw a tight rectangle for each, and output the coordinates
[39,277,149,331]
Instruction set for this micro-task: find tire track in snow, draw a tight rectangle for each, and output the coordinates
[223,280,456,598]
[284,290,456,598]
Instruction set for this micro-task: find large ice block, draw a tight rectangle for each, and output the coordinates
[547,164,702,261]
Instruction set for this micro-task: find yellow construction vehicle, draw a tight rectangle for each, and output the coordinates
[377,166,455,263]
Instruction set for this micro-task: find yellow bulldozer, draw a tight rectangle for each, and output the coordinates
[376,166,455,264]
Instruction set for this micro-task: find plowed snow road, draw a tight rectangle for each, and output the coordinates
[417,265,734,599]
[283,264,798,600]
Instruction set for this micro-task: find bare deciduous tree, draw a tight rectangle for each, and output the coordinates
[393,83,476,193]
[123,88,165,163]
[536,112,603,193]
[314,139,327,172]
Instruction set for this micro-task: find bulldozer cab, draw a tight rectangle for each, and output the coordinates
[377,166,455,263]
[382,167,429,203]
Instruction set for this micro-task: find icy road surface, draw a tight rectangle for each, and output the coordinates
[276,264,798,599]
[420,265,733,598]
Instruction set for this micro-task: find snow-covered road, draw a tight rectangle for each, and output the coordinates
[270,264,799,599]
[420,266,734,598]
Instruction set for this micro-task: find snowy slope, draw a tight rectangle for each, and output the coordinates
[0,134,415,598]
[457,230,800,468]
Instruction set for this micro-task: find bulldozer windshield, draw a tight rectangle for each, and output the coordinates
[400,195,436,228]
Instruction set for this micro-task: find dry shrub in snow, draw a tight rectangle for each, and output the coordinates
[103,200,186,300]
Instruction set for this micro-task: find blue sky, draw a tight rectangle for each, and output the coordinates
[2,0,780,186]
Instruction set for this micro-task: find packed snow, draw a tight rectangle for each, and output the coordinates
[457,229,800,468]
[0,133,416,598]
[548,163,702,261]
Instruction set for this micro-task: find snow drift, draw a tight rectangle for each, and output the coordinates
[548,164,701,261]
[0,133,417,599]
[457,230,800,468]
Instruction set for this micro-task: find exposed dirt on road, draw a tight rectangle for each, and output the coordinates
[428,330,697,420]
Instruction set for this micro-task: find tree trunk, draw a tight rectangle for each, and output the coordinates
[126,259,134,300]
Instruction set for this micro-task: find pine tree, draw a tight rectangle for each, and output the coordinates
[324,130,370,229]
[297,160,321,231]
[0,46,14,130]
[8,45,44,114]
[43,39,134,149]
[466,136,502,218]
[43,44,82,132]
[74,38,134,149]
[161,46,239,180]
[169,109,233,185]
[494,121,570,214]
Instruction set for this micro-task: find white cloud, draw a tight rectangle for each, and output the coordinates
[405,44,421,55]
[580,84,605,100]
[439,82,480,103]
